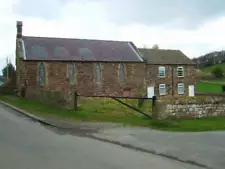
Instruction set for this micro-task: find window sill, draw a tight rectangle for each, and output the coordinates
[177,76,184,78]
[158,76,166,78]
[95,82,101,86]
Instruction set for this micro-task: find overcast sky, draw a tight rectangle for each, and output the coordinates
[0,0,225,71]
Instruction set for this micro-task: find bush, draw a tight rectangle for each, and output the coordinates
[212,67,224,78]
[222,85,225,92]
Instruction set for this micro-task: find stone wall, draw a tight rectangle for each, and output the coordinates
[17,60,145,108]
[153,97,225,120]
[146,64,196,97]
[20,61,146,97]
[25,88,75,109]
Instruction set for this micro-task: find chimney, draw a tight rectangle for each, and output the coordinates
[16,21,23,38]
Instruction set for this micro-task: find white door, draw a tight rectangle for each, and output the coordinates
[188,85,195,97]
[147,86,155,98]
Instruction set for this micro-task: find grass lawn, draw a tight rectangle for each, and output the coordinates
[196,81,223,93]
[1,95,225,132]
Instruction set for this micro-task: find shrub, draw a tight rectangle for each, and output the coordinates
[212,67,224,78]
[222,85,225,92]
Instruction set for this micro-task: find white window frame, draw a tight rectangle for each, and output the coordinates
[177,66,184,77]
[158,66,165,78]
[159,84,166,96]
[177,83,184,95]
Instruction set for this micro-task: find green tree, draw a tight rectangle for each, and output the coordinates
[212,67,223,78]
[2,63,16,81]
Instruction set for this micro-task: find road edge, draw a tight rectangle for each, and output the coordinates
[0,100,211,169]
[0,101,62,129]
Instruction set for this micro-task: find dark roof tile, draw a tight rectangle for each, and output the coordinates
[138,48,195,65]
[22,36,143,62]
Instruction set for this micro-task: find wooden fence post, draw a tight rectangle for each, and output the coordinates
[152,96,157,120]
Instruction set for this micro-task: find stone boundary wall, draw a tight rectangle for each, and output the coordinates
[25,88,75,109]
[153,97,225,120]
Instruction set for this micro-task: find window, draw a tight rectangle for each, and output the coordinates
[39,63,45,86]
[54,46,69,57]
[158,66,165,77]
[119,63,125,83]
[32,45,48,58]
[67,63,75,85]
[159,84,166,95]
[177,66,184,77]
[79,48,93,57]
[94,63,101,84]
[177,83,184,94]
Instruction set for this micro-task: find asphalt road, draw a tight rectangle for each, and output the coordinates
[0,105,204,169]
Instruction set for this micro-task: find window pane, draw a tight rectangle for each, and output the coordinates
[159,84,166,95]
[177,67,184,77]
[178,83,184,94]
[39,63,45,86]
[159,67,165,77]
[68,63,75,85]
[119,64,125,82]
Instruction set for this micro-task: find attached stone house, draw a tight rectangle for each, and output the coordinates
[138,48,197,97]
[15,21,146,107]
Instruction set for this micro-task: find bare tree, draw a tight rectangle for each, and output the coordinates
[152,44,159,49]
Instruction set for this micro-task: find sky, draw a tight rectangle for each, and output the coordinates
[0,0,225,71]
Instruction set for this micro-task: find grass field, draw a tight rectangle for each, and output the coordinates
[1,95,225,132]
[196,81,223,93]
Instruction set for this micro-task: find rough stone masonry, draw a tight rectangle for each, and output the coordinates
[153,97,225,120]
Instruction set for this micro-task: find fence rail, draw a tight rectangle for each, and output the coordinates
[75,93,156,119]
[76,94,153,100]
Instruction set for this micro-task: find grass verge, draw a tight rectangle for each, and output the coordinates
[0,95,152,127]
[1,95,225,132]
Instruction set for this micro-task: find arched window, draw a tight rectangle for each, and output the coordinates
[18,39,26,59]
[39,62,46,86]
[67,63,75,85]
[119,63,125,83]
[94,63,101,84]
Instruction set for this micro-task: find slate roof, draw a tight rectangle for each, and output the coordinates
[22,36,143,62]
[138,48,195,65]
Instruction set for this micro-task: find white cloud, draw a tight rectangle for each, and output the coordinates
[0,0,225,72]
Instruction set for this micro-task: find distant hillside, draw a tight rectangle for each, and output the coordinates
[192,50,225,69]
[201,62,225,73]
